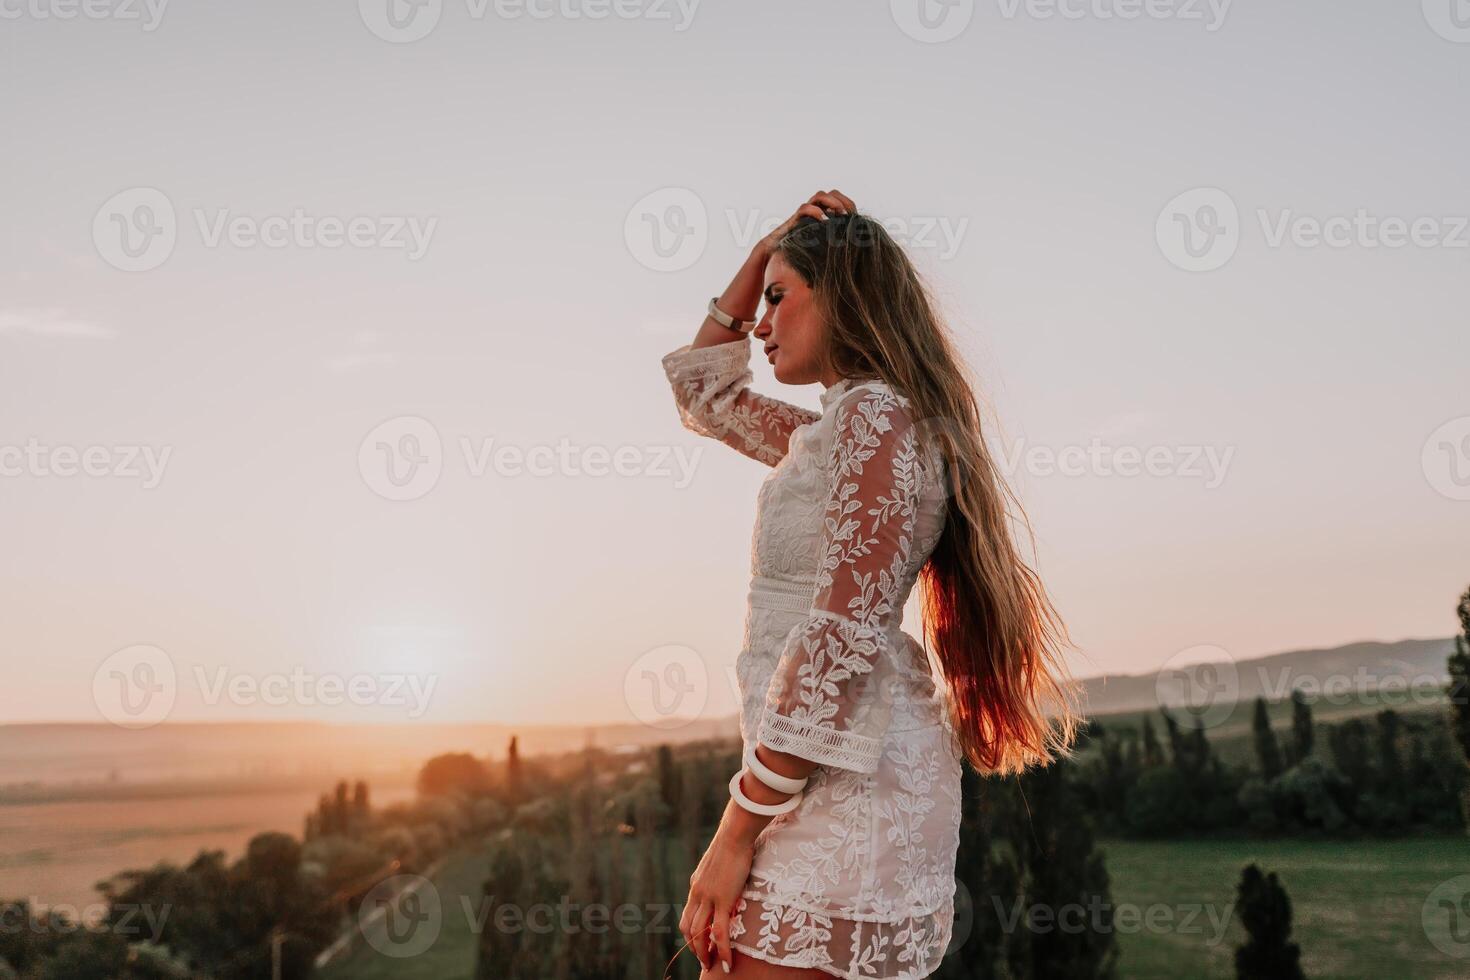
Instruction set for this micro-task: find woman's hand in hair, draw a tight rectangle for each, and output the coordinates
[756,188,856,257]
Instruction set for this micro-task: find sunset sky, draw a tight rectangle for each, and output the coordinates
[2,1,1467,728]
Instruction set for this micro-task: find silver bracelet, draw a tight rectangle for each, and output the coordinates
[707,297,757,334]
[729,769,803,817]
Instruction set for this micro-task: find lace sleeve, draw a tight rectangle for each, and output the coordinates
[756,384,930,773]
[661,337,820,466]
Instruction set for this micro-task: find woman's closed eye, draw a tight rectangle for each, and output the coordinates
[763,286,783,306]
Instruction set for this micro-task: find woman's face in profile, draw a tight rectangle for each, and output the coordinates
[755,251,827,387]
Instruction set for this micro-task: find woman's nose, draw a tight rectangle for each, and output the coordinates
[753,312,773,339]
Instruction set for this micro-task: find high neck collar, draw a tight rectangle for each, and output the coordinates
[819,377,856,411]
[819,376,887,410]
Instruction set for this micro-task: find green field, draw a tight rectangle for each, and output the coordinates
[324,834,1470,979]
[1099,835,1470,979]
[319,845,491,980]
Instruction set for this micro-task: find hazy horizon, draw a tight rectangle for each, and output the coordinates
[0,631,1457,728]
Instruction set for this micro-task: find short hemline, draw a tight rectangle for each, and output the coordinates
[730,941,939,980]
[729,941,857,980]
[738,887,950,924]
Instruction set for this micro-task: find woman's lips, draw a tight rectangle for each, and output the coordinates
[764,344,778,361]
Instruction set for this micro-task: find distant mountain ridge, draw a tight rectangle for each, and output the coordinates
[1076,637,1455,718]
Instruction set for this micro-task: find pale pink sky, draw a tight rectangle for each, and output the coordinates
[2,2,1467,728]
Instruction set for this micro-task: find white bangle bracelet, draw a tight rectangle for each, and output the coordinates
[729,769,803,817]
[745,745,809,795]
[707,297,757,334]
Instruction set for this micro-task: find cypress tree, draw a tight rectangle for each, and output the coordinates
[1162,710,1188,772]
[506,735,523,806]
[1006,764,1120,979]
[352,780,371,834]
[1289,690,1314,765]
[1375,709,1404,796]
[656,744,679,816]
[1327,718,1374,791]
[1253,698,1284,780]
[1447,586,1470,832]
[1188,725,1212,778]
[1140,716,1163,768]
[936,765,1006,980]
[1233,864,1306,979]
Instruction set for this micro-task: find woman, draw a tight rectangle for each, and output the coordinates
[662,189,1083,979]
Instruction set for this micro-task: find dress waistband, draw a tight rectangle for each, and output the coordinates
[747,574,817,613]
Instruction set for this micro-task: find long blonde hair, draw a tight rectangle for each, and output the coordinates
[776,213,1084,776]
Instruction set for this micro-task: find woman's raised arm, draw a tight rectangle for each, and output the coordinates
[661,191,855,466]
[661,241,817,466]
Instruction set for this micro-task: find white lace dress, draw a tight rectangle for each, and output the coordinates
[662,337,964,980]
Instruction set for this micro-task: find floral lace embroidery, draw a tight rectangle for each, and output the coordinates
[757,385,927,772]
